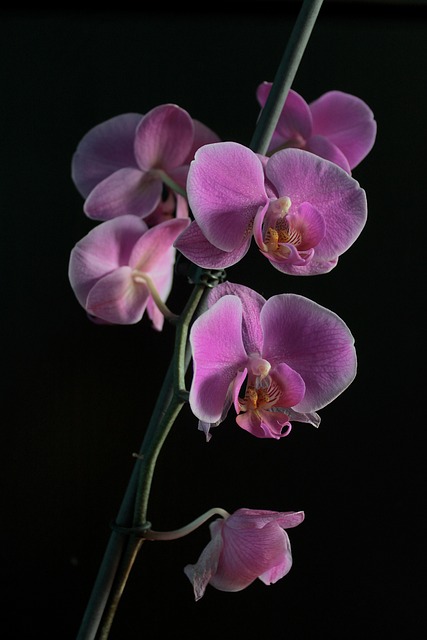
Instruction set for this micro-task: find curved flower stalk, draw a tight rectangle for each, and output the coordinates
[184,508,305,600]
[174,141,367,275]
[68,214,189,329]
[257,82,377,172]
[189,282,356,440]
[71,104,220,222]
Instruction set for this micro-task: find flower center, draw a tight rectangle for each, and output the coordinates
[239,376,281,413]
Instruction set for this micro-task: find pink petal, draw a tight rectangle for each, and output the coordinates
[309,90,377,169]
[84,168,162,220]
[174,220,251,269]
[129,217,190,272]
[265,148,367,269]
[187,141,266,252]
[236,409,291,439]
[189,296,248,423]
[71,113,142,198]
[273,362,306,407]
[207,282,265,355]
[134,104,194,172]
[86,266,150,325]
[260,293,357,413]
[184,520,224,601]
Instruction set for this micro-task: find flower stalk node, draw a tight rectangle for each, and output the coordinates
[110,521,152,538]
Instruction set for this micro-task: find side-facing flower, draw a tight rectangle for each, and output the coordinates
[184,508,305,600]
[257,82,377,172]
[71,104,220,222]
[68,215,189,329]
[174,141,367,275]
[189,282,356,440]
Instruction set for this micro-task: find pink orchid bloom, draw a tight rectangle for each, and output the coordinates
[189,282,356,440]
[68,215,189,329]
[257,82,377,172]
[71,105,220,222]
[184,508,305,600]
[174,141,367,275]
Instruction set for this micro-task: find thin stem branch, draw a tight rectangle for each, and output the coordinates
[249,0,324,155]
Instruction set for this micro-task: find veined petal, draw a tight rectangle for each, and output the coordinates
[265,148,367,266]
[189,296,248,423]
[184,520,224,601]
[272,362,306,407]
[187,141,266,251]
[86,266,150,325]
[129,217,190,273]
[309,90,377,169]
[68,215,149,307]
[134,104,194,171]
[71,113,142,198]
[174,220,251,269]
[84,168,162,220]
[260,293,357,412]
[236,409,291,439]
[207,282,266,355]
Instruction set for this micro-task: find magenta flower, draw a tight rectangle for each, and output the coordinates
[68,215,189,329]
[257,82,377,172]
[175,141,367,275]
[189,282,356,440]
[184,508,305,600]
[71,104,220,222]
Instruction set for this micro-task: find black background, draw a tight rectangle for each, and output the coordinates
[2,3,426,638]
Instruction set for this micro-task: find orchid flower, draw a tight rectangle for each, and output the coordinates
[175,141,367,275]
[71,104,220,222]
[189,282,356,440]
[68,214,189,329]
[257,82,377,172]
[184,508,305,600]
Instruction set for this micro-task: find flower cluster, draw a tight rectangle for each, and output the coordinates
[69,85,375,600]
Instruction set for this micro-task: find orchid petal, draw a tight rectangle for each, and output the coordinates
[265,148,367,269]
[260,293,357,412]
[184,521,224,601]
[189,296,248,423]
[207,282,266,355]
[309,90,377,169]
[84,168,162,220]
[134,104,194,172]
[187,141,266,251]
[236,409,291,439]
[174,220,251,269]
[85,266,149,325]
[71,113,142,198]
[129,217,190,273]
[272,362,306,407]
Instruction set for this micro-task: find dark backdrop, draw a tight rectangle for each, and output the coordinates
[2,3,425,638]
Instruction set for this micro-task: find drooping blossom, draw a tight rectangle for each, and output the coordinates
[175,141,367,275]
[189,282,356,440]
[256,82,377,172]
[71,104,220,222]
[68,214,189,330]
[184,508,305,600]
